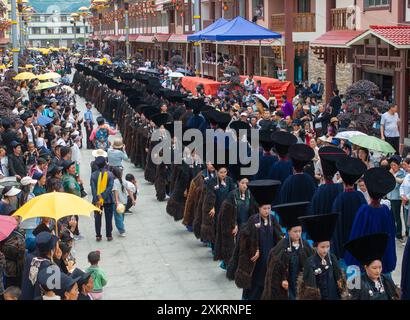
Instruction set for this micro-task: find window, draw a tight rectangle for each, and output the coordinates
[31,27,41,35]
[252,0,264,22]
[365,0,390,8]
[31,16,41,22]
[60,16,67,22]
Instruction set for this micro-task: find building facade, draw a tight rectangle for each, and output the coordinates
[28,11,91,48]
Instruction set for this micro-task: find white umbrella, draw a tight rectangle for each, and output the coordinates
[137,67,148,71]
[252,94,269,109]
[168,72,185,78]
[335,131,368,140]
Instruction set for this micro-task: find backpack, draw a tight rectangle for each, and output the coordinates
[95,127,109,151]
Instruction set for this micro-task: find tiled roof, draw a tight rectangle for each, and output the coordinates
[369,25,410,47]
[311,30,366,48]
[168,34,188,43]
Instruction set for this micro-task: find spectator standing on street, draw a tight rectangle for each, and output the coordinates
[381,104,400,155]
[86,251,107,300]
[281,95,294,119]
[244,74,255,92]
[84,102,94,149]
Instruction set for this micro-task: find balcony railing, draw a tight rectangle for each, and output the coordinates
[270,12,316,32]
[331,8,355,30]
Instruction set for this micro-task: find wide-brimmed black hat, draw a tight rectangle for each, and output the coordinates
[273,201,310,229]
[271,131,297,156]
[151,113,172,128]
[344,233,389,266]
[248,179,281,206]
[71,268,92,288]
[298,213,339,243]
[288,143,315,169]
[230,121,250,133]
[141,106,161,120]
[336,157,367,185]
[363,167,396,199]
[258,129,275,151]
[319,146,347,178]
[183,97,206,114]
[206,109,232,129]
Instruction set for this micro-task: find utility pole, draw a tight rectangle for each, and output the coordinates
[193,0,201,75]
[124,0,130,67]
[11,0,19,72]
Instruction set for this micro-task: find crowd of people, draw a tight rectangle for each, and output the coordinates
[71,57,409,301]
[0,46,409,300]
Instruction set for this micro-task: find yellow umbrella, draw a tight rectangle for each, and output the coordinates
[79,6,89,11]
[13,192,101,223]
[24,64,34,69]
[34,81,58,91]
[73,53,81,57]
[13,72,36,80]
[0,65,6,69]
[37,72,61,81]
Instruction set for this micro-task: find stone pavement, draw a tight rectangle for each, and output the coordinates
[72,94,404,300]
[73,94,242,300]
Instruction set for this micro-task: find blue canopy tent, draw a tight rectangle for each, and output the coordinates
[200,16,282,78]
[187,18,228,77]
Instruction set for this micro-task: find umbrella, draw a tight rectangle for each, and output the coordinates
[137,67,148,71]
[37,72,61,81]
[13,192,101,223]
[13,72,36,81]
[34,81,58,91]
[252,94,269,109]
[24,64,34,69]
[335,131,368,140]
[0,216,18,242]
[37,115,54,126]
[349,135,396,154]
[168,72,185,78]
[0,65,7,69]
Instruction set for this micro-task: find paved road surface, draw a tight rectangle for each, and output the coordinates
[72,94,404,300]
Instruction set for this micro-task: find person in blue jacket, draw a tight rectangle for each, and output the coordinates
[345,167,397,274]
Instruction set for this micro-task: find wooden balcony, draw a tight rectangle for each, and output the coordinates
[270,12,316,32]
[331,8,355,30]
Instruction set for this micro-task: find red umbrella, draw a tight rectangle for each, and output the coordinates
[0,216,18,242]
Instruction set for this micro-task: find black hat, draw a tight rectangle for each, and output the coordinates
[271,131,297,156]
[206,109,232,129]
[212,147,231,171]
[70,268,92,288]
[47,164,63,177]
[363,167,396,199]
[273,201,310,229]
[298,213,339,243]
[248,180,281,206]
[336,157,367,185]
[344,233,389,266]
[35,231,58,253]
[319,146,347,178]
[151,113,171,128]
[62,160,76,171]
[259,129,275,151]
[183,97,206,114]
[230,121,250,133]
[288,143,314,170]
[141,106,160,120]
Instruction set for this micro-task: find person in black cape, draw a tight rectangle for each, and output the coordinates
[232,180,283,300]
[309,146,346,215]
[345,233,400,300]
[262,201,314,300]
[254,129,278,181]
[298,213,347,300]
[277,143,317,204]
[331,157,367,263]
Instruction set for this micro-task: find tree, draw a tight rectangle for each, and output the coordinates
[337,80,388,136]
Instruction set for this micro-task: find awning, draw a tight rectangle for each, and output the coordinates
[129,35,139,41]
[118,36,126,42]
[103,36,112,41]
[168,34,188,43]
[311,30,366,48]
[155,34,170,42]
[346,26,410,49]
[221,39,283,47]
[136,35,155,43]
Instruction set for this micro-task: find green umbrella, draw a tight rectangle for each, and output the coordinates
[349,135,396,154]
[34,81,58,91]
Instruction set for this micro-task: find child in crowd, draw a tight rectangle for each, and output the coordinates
[125,173,138,214]
[4,286,22,300]
[86,251,107,300]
